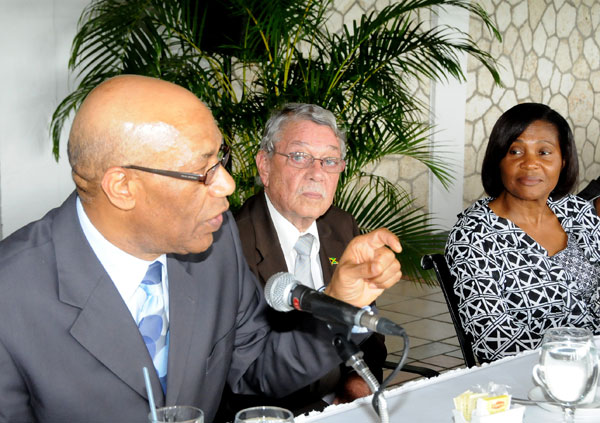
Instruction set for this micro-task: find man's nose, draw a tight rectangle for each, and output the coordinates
[305,158,327,178]
[209,165,235,196]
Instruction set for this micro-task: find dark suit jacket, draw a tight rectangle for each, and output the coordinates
[225,192,386,414]
[236,193,359,290]
[0,193,342,423]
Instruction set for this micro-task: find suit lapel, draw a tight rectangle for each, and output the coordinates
[163,258,199,405]
[250,194,289,284]
[68,274,164,404]
[317,218,345,286]
[61,241,212,407]
[53,193,164,405]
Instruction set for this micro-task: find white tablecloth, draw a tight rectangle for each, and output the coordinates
[295,348,595,423]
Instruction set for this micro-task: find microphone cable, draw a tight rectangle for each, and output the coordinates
[372,328,410,423]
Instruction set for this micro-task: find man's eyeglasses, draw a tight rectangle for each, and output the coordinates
[274,151,345,173]
[122,144,230,185]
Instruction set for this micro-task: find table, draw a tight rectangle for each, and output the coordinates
[295,348,595,422]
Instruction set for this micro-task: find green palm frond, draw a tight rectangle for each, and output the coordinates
[50,0,501,283]
[340,103,454,188]
[336,175,446,283]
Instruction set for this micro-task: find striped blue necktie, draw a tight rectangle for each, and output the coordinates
[137,261,169,393]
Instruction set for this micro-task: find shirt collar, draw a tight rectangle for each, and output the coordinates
[75,196,168,307]
[264,192,320,255]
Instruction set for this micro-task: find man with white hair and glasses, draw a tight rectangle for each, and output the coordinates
[224,104,388,417]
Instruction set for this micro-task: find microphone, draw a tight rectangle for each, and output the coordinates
[264,272,405,336]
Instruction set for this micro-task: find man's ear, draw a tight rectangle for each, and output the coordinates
[100,167,137,211]
[256,151,271,187]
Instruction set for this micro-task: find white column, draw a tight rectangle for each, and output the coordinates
[0,0,88,238]
[429,4,470,230]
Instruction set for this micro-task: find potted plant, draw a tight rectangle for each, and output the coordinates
[50,0,501,281]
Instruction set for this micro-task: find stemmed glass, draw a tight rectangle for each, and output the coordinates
[532,327,598,423]
[234,406,294,423]
[148,406,204,422]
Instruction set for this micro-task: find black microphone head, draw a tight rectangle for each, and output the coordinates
[264,272,297,312]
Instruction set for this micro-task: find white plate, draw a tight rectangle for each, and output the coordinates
[528,386,600,418]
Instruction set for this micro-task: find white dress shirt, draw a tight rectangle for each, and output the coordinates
[264,193,325,290]
[76,197,169,321]
[265,193,337,403]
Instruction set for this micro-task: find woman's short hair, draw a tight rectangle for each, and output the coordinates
[481,102,578,199]
[260,103,347,159]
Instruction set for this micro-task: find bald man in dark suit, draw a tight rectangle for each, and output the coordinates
[0,80,402,423]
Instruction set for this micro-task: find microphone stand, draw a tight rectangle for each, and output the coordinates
[332,333,389,423]
[331,326,410,423]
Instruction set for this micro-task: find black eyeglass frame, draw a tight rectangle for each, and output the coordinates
[273,151,346,173]
[122,144,230,185]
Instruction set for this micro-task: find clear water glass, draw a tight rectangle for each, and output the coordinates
[234,406,294,423]
[148,405,203,423]
[532,327,598,423]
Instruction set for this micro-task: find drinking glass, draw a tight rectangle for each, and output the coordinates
[532,327,598,423]
[148,405,203,423]
[234,406,294,423]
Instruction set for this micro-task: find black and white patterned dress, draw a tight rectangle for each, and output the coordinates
[445,194,600,361]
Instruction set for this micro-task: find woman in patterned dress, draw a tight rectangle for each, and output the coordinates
[446,103,600,362]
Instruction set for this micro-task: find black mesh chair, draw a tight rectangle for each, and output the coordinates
[384,361,440,379]
[577,177,600,201]
[420,253,478,368]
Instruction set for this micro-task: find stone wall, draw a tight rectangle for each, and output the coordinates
[464,0,600,207]
[332,0,600,216]
[330,0,432,211]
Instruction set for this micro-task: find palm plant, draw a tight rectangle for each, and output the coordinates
[50,0,501,282]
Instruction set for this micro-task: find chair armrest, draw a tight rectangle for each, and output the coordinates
[383,360,440,378]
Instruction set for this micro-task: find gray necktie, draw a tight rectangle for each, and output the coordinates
[294,233,315,288]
